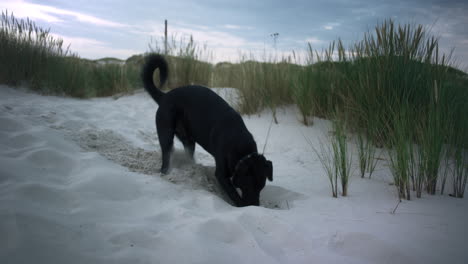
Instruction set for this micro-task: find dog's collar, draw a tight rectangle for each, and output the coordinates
[233,152,257,177]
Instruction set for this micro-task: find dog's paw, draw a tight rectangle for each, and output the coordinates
[159,167,169,175]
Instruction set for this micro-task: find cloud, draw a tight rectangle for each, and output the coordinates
[50,33,138,59]
[171,25,265,62]
[173,26,248,47]
[223,24,254,30]
[134,20,264,62]
[1,0,60,23]
[0,0,126,28]
[224,24,241,29]
[323,22,341,30]
[305,37,324,44]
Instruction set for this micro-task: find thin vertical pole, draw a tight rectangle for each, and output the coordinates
[164,20,168,55]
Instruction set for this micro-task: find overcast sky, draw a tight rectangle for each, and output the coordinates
[1,0,467,68]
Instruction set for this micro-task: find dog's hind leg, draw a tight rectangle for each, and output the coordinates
[158,129,174,174]
[156,111,176,174]
[175,121,196,160]
[182,140,195,160]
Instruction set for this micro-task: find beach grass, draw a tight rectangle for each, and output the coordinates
[2,11,467,199]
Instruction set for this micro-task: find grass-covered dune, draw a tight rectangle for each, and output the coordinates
[1,11,466,199]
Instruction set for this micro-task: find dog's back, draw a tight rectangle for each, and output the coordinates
[161,85,255,155]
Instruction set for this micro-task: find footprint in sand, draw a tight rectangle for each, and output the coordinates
[24,148,76,176]
[328,232,416,263]
[0,117,25,132]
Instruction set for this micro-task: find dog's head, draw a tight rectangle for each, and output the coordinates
[232,153,273,206]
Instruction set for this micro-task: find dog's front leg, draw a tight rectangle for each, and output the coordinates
[215,161,244,207]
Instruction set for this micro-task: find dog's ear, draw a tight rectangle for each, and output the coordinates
[265,160,273,181]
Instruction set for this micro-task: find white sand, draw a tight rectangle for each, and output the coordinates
[1,85,467,264]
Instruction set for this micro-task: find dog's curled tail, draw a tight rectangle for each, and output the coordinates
[142,53,169,104]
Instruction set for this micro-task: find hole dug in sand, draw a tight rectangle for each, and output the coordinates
[74,128,301,209]
[260,185,306,209]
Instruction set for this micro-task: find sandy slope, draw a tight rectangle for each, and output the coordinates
[0,85,467,264]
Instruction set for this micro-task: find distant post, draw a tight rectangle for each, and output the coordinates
[164,19,169,89]
[164,20,168,56]
[270,33,279,49]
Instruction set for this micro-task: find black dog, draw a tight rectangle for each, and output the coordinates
[142,54,273,206]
